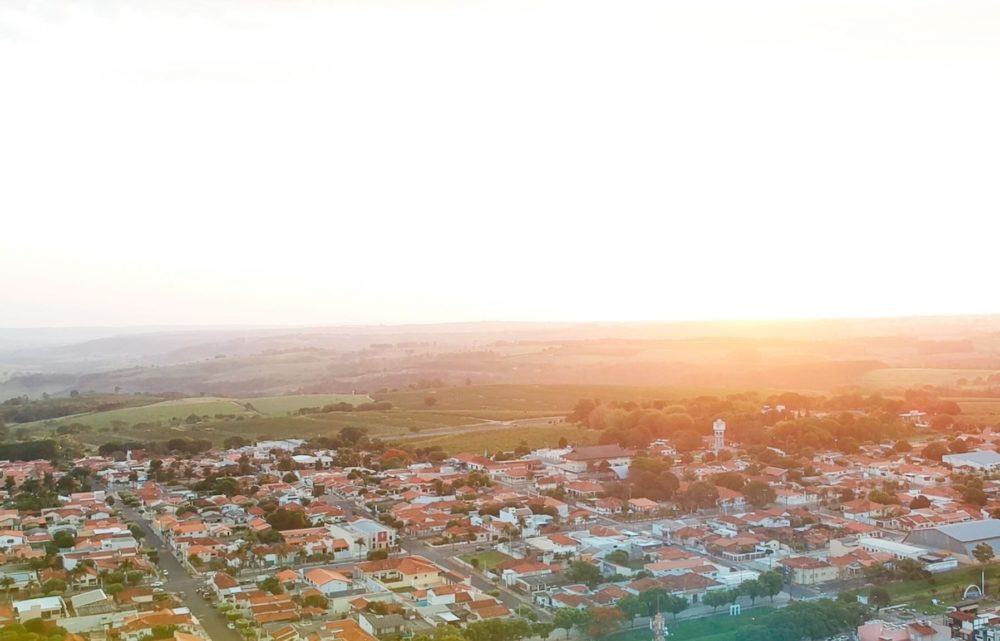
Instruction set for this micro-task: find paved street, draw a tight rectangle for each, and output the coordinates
[115,499,243,641]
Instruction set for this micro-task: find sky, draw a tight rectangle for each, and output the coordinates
[1,0,998,327]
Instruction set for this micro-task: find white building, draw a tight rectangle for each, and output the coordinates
[942,450,1000,472]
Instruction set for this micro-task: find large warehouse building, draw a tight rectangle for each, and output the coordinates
[903,519,1000,556]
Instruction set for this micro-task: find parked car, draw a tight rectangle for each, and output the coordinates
[152,581,165,588]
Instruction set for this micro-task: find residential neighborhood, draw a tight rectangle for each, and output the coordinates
[8,397,1000,641]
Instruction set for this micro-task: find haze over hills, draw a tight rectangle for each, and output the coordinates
[2,316,1000,400]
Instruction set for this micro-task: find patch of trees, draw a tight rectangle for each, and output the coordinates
[295,401,393,415]
[569,393,913,454]
[0,440,59,462]
[605,457,679,501]
[264,507,310,531]
[98,438,212,457]
[736,600,868,641]
[712,472,777,508]
[0,621,71,641]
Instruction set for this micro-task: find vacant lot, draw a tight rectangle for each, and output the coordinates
[460,550,513,571]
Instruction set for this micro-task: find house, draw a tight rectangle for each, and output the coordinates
[561,445,633,473]
[303,568,351,596]
[779,556,837,585]
[13,596,67,622]
[357,612,407,638]
[355,556,444,590]
[628,498,659,514]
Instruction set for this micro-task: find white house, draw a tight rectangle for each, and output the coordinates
[303,568,351,595]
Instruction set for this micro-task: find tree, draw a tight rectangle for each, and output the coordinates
[565,561,602,588]
[259,577,283,595]
[265,507,310,531]
[703,589,730,612]
[582,607,623,639]
[909,495,931,509]
[366,549,389,561]
[964,486,987,506]
[974,542,995,566]
[672,430,703,453]
[757,571,784,602]
[740,579,764,605]
[616,595,646,624]
[532,622,555,640]
[303,594,328,609]
[869,586,891,611]
[745,481,777,508]
[662,594,687,620]
[553,608,584,639]
[921,441,949,461]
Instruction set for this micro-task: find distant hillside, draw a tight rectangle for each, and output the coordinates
[3,316,1000,399]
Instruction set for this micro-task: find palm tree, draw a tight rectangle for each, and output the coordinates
[355,537,366,558]
[0,576,14,602]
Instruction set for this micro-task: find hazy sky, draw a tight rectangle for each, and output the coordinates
[1,0,998,327]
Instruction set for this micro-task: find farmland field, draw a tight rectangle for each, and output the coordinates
[860,368,1000,389]
[395,423,599,454]
[23,397,257,430]
[380,384,716,413]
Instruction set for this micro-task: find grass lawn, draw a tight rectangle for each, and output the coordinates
[460,550,514,571]
[610,607,775,641]
[884,563,1000,614]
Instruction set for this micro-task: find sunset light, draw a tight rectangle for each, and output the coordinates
[1,4,1000,641]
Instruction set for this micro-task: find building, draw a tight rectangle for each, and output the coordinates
[942,450,1000,472]
[713,419,726,453]
[778,556,837,585]
[13,596,67,622]
[560,445,633,474]
[303,568,351,595]
[904,519,1000,557]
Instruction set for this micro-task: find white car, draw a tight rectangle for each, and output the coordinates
[227,624,236,630]
[151,581,165,588]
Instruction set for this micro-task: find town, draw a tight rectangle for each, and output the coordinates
[3,390,1000,641]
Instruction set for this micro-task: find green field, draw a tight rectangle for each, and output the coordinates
[18,384,703,451]
[885,563,1000,613]
[460,550,514,571]
[242,394,374,416]
[25,397,257,430]
[379,384,709,413]
[860,368,1000,389]
[611,607,775,641]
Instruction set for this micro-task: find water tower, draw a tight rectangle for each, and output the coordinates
[713,419,726,453]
